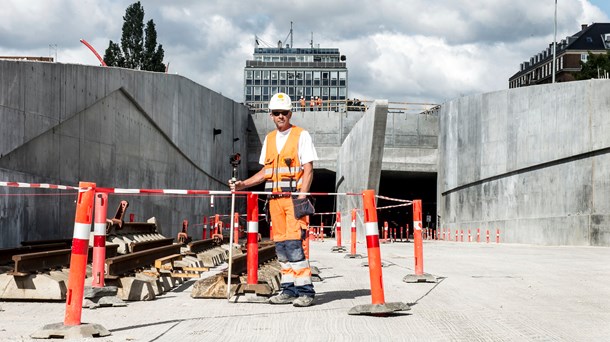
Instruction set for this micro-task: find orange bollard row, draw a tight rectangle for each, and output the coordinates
[32,182,110,339]
[91,193,108,288]
[404,199,437,283]
[348,190,409,315]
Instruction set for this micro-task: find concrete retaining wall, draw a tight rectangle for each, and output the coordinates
[335,101,388,241]
[0,60,248,248]
[438,79,610,246]
[247,109,438,173]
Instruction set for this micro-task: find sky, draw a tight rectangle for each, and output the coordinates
[0,0,609,105]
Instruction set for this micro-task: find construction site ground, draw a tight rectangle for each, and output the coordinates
[1,239,609,341]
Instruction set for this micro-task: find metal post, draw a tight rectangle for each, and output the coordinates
[552,0,557,83]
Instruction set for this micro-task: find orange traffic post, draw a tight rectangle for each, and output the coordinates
[320,222,324,241]
[404,199,437,283]
[92,193,108,288]
[269,220,273,241]
[348,190,409,316]
[477,228,481,243]
[455,229,458,241]
[331,212,346,252]
[383,221,389,243]
[32,182,110,339]
[496,229,500,243]
[246,195,259,284]
[468,229,471,242]
[233,213,239,245]
[303,216,310,260]
[230,194,272,303]
[202,216,208,240]
[486,229,490,243]
[345,208,363,259]
[460,229,464,242]
[309,223,314,241]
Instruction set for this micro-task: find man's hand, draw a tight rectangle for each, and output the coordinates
[228,179,244,191]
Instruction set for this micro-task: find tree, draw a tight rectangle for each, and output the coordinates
[143,20,166,72]
[103,1,165,72]
[103,41,125,68]
[574,52,610,80]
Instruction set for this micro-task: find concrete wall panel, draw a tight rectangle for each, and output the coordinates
[439,79,610,246]
[0,60,248,248]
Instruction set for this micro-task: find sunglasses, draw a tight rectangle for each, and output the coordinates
[271,111,290,117]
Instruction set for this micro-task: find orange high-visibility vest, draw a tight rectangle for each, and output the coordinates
[299,98,305,107]
[310,98,315,106]
[263,126,304,192]
[316,97,322,106]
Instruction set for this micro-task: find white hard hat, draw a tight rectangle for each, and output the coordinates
[269,93,292,110]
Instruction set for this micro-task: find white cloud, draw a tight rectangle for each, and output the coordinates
[0,0,608,104]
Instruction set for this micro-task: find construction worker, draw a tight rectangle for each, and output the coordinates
[309,96,315,111]
[316,96,322,111]
[229,92,318,307]
[299,96,306,112]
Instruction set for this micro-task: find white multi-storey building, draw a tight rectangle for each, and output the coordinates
[244,46,348,111]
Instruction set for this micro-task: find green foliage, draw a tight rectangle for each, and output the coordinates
[103,41,125,68]
[103,1,165,72]
[574,52,610,80]
[143,20,166,72]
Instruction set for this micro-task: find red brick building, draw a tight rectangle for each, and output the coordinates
[509,23,610,88]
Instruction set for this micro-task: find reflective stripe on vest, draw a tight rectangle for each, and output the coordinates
[264,126,304,192]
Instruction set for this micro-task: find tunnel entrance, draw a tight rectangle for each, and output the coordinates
[377,171,437,238]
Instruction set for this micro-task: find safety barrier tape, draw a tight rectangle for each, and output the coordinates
[374,194,412,203]
[0,181,80,191]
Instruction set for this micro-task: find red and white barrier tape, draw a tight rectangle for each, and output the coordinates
[0,181,80,191]
[377,202,412,210]
[375,194,412,203]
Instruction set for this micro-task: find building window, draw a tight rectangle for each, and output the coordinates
[581,53,588,63]
[246,70,253,79]
[263,70,270,80]
[313,87,320,97]
[560,56,563,70]
[254,70,261,80]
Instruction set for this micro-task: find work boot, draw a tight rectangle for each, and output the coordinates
[269,292,297,304]
[292,295,314,307]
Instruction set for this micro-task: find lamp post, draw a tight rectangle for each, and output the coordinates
[552,0,557,83]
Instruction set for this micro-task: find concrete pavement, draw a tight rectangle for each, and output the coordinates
[1,239,609,341]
